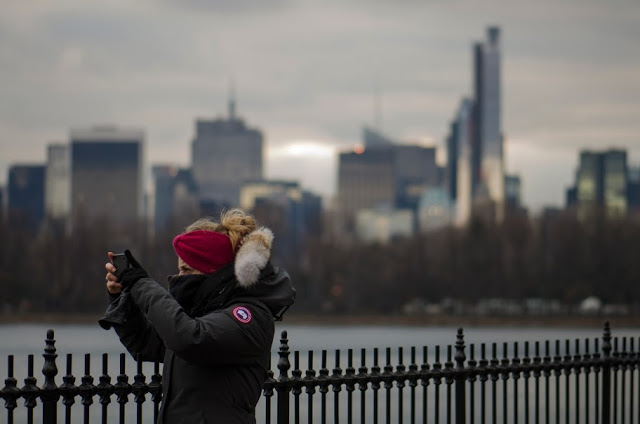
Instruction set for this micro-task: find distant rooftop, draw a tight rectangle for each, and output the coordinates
[70,125,144,141]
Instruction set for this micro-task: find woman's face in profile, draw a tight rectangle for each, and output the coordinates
[178,257,204,276]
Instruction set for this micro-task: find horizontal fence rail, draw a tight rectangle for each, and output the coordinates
[1,323,639,423]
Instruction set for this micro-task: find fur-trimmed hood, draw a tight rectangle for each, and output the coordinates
[232,227,295,319]
[234,227,274,288]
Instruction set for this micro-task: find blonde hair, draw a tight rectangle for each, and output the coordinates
[185,208,257,252]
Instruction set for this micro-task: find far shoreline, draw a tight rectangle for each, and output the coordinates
[1,313,639,329]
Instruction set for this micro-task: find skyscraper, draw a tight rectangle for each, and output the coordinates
[70,126,144,225]
[338,146,395,216]
[191,100,263,208]
[603,150,627,218]
[152,165,198,234]
[7,164,46,230]
[337,140,439,218]
[450,98,474,225]
[239,180,322,259]
[45,144,71,220]
[472,26,505,221]
[574,149,628,220]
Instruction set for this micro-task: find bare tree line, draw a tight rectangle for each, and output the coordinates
[1,210,640,315]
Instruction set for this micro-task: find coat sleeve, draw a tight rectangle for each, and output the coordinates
[129,278,274,367]
[109,293,167,363]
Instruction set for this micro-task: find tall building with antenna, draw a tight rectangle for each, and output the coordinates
[446,26,506,225]
[191,95,263,209]
[472,26,505,222]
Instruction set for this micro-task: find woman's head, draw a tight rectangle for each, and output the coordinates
[173,209,257,275]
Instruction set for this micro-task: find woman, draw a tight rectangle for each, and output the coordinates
[100,209,295,423]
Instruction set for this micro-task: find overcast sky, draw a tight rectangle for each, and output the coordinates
[1,0,639,213]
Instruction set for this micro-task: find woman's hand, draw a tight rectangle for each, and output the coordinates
[105,252,123,294]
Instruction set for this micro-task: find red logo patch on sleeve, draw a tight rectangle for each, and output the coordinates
[232,306,252,324]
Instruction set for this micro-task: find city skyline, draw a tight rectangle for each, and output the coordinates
[1,0,639,213]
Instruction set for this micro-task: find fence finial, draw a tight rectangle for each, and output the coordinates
[602,321,612,358]
[276,330,291,424]
[1,356,19,414]
[277,330,291,383]
[455,328,466,367]
[42,329,60,421]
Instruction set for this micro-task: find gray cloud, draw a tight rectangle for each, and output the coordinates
[1,0,639,211]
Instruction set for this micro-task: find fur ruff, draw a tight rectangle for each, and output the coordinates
[234,227,274,287]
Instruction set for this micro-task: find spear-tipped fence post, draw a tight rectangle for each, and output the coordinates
[454,328,466,424]
[42,329,59,424]
[277,330,291,424]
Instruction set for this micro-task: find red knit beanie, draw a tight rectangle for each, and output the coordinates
[172,230,234,274]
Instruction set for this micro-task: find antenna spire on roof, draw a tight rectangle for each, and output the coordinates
[228,77,236,119]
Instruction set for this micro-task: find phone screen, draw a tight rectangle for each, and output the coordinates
[112,253,129,279]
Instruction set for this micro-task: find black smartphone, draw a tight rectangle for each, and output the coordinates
[112,253,130,280]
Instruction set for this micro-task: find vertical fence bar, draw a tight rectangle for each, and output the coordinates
[501,343,508,424]
[512,342,520,424]
[629,338,634,424]
[523,342,530,424]
[533,342,540,424]
[371,349,380,424]
[78,354,94,424]
[303,351,315,424]
[593,339,602,424]
[358,349,367,424]
[574,339,581,424]
[396,347,405,424]
[584,339,591,424]
[602,322,612,424]
[467,344,477,424]
[554,340,561,424]
[621,338,627,424]
[479,344,488,424]
[114,353,129,424]
[446,346,453,424]
[490,343,498,424]
[132,354,147,424]
[277,331,291,424]
[420,346,429,424]
[332,349,342,424]
[113,353,131,423]
[23,354,40,424]
[434,346,442,424]
[97,353,112,424]
[454,329,466,424]
[319,350,329,424]
[264,367,275,424]
[543,341,550,424]
[42,329,59,424]
[2,355,19,424]
[384,348,392,424]
[613,337,620,424]
[409,347,417,424]
[564,339,571,424]
[59,354,76,424]
[292,351,302,424]
[150,361,162,423]
[344,350,355,424]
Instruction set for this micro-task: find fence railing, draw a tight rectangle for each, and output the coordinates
[1,322,638,423]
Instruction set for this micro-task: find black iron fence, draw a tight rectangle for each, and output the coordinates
[1,322,639,423]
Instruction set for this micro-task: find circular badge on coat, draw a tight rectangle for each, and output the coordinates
[232,306,252,324]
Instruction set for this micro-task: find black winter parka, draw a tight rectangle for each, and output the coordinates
[101,228,295,424]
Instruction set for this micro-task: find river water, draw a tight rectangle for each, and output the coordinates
[1,322,638,422]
